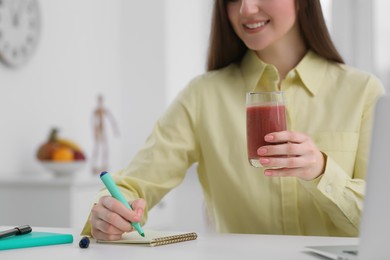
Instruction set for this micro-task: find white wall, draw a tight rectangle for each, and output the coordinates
[119,1,167,168]
[0,0,125,178]
[331,0,373,72]
[374,0,390,90]
[164,0,213,105]
[0,0,212,179]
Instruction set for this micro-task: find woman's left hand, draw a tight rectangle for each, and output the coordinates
[257,131,326,181]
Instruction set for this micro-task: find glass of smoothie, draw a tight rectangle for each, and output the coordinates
[246,91,287,168]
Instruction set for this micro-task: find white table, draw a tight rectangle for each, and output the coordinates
[0,226,358,260]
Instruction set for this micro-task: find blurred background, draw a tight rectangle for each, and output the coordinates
[0,0,388,232]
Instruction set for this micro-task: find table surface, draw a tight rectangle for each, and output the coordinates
[0,226,359,260]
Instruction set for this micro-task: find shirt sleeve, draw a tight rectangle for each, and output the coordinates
[81,81,200,236]
[299,75,385,236]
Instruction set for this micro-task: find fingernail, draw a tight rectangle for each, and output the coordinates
[257,148,267,155]
[264,170,272,176]
[265,135,274,141]
[259,158,270,165]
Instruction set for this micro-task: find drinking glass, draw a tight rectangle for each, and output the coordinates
[246,92,287,168]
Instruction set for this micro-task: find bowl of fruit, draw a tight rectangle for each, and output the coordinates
[37,128,87,177]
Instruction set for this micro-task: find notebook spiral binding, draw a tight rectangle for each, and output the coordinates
[150,232,198,247]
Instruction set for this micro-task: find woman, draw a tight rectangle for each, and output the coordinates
[83,0,384,240]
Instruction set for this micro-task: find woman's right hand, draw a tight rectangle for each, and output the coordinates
[90,196,145,241]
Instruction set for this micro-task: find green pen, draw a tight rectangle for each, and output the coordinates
[100,171,145,237]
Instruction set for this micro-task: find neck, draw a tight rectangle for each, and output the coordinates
[255,27,307,80]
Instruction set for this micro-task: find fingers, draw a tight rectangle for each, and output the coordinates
[263,167,314,180]
[100,196,142,223]
[264,131,308,144]
[259,155,307,169]
[90,199,132,241]
[90,196,145,241]
[258,131,316,159]
[91,228,123,241]
[131,198,146,219]
[258,142,304,157]
[257,131,325,181]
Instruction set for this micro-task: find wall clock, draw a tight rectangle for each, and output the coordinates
[0,0,41,68]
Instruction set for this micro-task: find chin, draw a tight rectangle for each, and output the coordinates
[242,38,272,52]
[246,44,269,53]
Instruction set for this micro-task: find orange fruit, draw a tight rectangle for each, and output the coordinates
[52,147,74,161]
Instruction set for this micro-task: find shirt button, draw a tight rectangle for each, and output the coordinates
[325,185,332,193]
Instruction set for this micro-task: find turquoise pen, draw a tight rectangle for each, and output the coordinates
[100,171,145,237]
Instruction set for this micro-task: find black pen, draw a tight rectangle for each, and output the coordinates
[0,225,32,239]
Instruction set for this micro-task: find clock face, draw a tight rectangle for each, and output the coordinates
[0,0,41,68]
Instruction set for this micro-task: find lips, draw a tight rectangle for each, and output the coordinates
[243,20,270,30]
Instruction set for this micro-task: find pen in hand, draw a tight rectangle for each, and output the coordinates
[99,171,145,237]
[0,225,32,239]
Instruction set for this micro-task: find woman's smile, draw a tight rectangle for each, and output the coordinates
[243,19,270,32]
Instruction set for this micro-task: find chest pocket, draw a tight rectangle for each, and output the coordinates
[311,132,359,175]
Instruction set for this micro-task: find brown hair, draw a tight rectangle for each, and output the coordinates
[207,0,344,71]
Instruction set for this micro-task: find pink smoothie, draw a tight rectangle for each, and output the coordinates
[246,104,287,160]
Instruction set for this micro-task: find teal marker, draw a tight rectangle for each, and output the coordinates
[100,171,145,237]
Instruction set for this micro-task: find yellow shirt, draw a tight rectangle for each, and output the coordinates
[82,50,384,237]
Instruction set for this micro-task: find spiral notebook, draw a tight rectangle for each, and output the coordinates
[97,229,197,247]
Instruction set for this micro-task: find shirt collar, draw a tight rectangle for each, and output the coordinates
[241,50,280,93]
[240,50,328,96]
[294,50,328,96]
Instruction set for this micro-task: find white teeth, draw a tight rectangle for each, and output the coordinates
[245,20,268,29]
